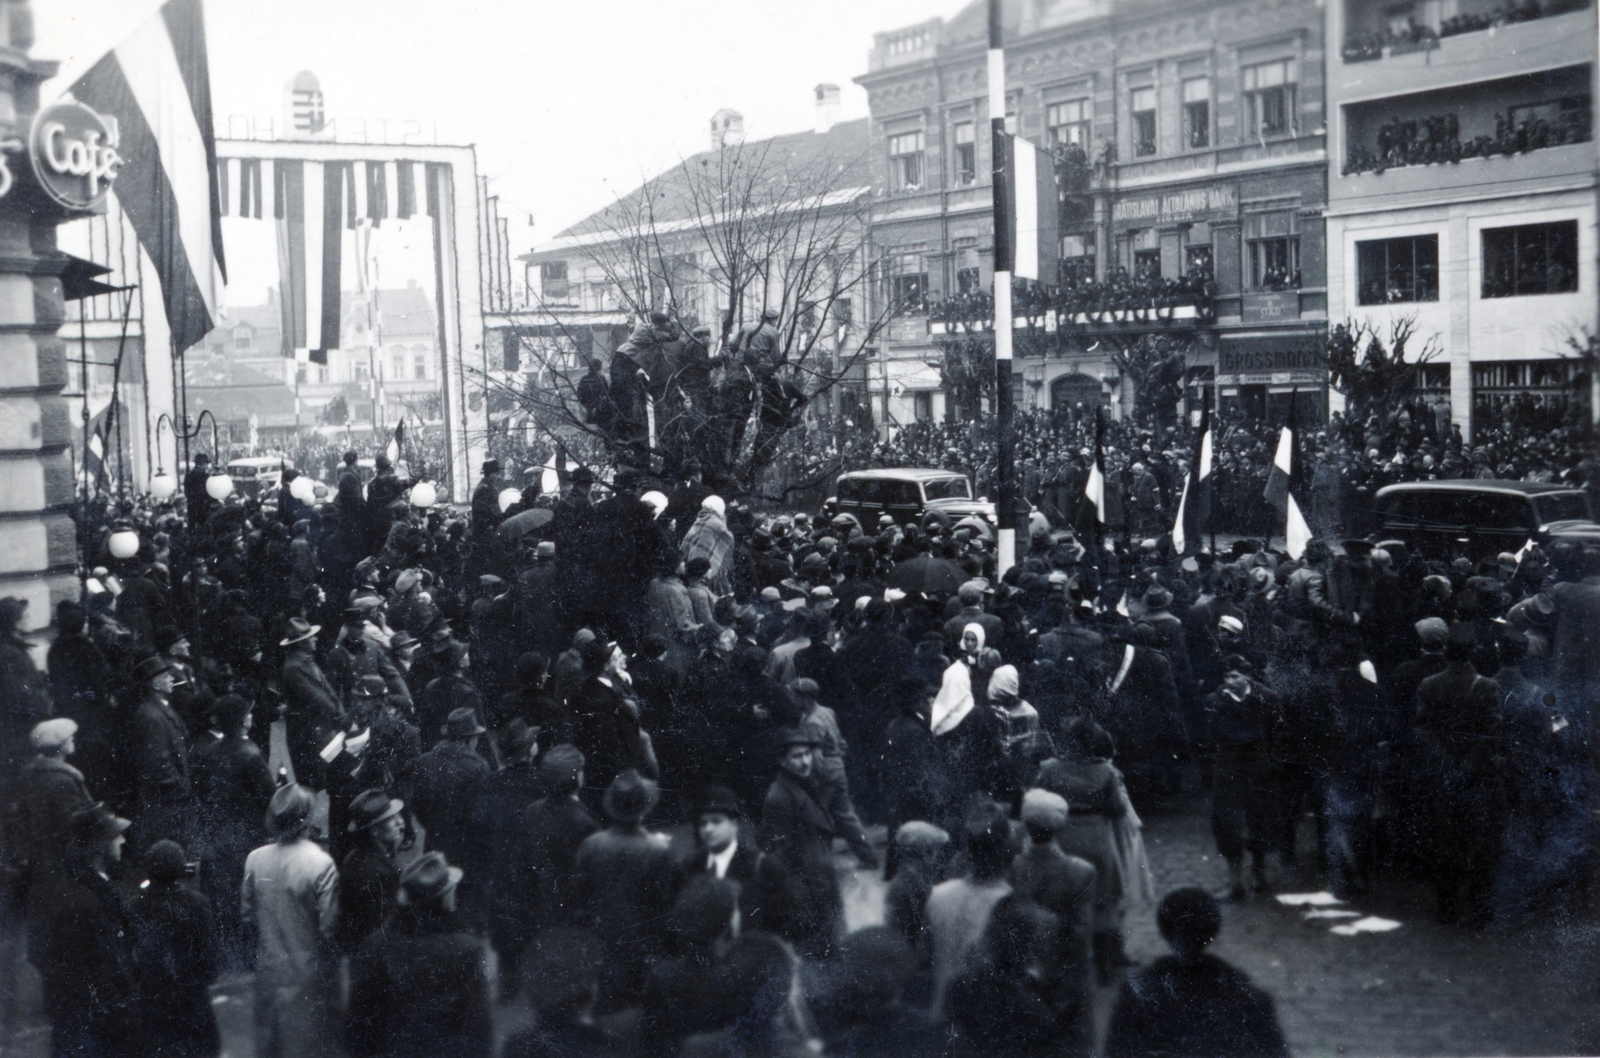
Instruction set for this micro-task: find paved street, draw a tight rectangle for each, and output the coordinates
[4,792,1593,1058]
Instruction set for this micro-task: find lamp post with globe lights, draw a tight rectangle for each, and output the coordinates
[155,409,231,507]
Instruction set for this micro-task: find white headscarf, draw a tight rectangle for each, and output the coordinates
[931,623,985,736]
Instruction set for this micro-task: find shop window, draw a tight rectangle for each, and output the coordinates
[1357,234,1439,304]
[889,131,925,192]
[953,122,976,186]
[1183,78,1210,149]
[1131,86,1157,155]
[1134,249,1161,279]
[1481,220,1578,298]
[913,391,934,422]
[1242,58,1298,138]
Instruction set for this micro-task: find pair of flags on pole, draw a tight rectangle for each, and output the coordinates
[1075,395,1307,560]
[1074,401,1215,554]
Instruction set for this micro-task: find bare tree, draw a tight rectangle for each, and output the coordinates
[1322,316,1441,424]
[481,133,894,495]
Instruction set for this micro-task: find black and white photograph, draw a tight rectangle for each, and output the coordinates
[0,0,1597,1054]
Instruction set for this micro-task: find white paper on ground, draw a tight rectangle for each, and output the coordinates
[1275,892,1344,906]
[1303,909,1361,919]
[1330,916,1402,935]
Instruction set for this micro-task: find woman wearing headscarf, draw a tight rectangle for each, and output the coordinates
[680,495,735,597]
[931,624,1003,817]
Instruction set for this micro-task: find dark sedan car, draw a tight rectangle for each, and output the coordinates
[1370,479,1600,559]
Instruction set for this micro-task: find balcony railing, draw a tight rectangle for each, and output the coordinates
[1341,0,1591,62]
[1343,109,1591,175]
[926,274,1216,335]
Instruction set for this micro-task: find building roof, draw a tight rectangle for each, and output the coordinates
[341,286,436,340]
[182,358,298,427]
[533,117,872,255]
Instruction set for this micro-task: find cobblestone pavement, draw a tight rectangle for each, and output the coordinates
[4,795,1596,1058]
[1115,795,1596,1057]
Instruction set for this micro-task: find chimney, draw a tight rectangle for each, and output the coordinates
[709,108,744,151]
[814,84,841,135]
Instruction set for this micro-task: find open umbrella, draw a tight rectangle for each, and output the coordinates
[886,554,966,596]
[499,507,554,541]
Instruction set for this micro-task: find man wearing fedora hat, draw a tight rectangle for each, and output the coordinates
[760,728,843,959]
[347,851,492,1058]
[128,652,193,850]
[337,788,406,954]
[470,458,504,539]
[242,783,339,1058]
[279,616,343,790]
[570,769,684,1009]
[328,608,412,712]
[679,785,793,941]
[28,802,137,1058]
[410,708,492,895]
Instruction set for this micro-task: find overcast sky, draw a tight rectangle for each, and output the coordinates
[35,0,970,278]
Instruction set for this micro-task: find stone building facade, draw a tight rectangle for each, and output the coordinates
[857,0,1330,428]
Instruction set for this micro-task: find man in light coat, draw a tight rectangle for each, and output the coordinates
[242,783,340,1058]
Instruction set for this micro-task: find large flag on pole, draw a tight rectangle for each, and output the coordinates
[1076,405,1107,538]
[71,0,226,356]
[1263,396,1313,559]
[1003,133,1060,283]
[1172,396,1213,555]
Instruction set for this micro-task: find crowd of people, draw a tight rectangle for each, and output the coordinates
[2,423,1598,1058]
[848,401,1598,541]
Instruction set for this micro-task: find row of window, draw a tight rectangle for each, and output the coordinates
[888,58,1299,191]
[1355,221,1579,305]
[894,219,1577,309]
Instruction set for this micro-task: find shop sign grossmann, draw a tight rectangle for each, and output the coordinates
[27,100,122,209]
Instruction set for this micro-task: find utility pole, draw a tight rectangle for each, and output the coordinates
[989,0,1017,577]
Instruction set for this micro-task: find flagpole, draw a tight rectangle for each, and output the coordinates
[989,0,1017,578]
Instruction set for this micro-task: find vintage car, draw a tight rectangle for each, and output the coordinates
[1370,479,1600,559]
[824,468,996,530]
[227,456,295,497]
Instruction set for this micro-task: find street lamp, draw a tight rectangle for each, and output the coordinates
[107,523,139,560]
[410,481,437,508]
[288,476,317,504]
[498,487,521,512]
[155,409,227,501]
[149,471,176,501]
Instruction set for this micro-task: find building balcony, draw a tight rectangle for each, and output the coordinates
[925,275,1217,342]
[1342,0,1590,63]
[1334,2,1594,97]
[1337,64,1593,201]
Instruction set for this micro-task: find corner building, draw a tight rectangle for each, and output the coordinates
[857,0,1329,427]
[1325,0,1598,439]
